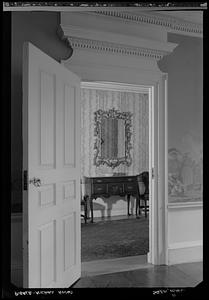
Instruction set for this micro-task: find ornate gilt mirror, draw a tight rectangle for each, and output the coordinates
[94,108,132,168]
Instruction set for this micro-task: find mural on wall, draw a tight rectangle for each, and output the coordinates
[81,88,149,177]
[168,132,203,202]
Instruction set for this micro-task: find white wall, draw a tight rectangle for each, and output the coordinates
[167,204,203,264]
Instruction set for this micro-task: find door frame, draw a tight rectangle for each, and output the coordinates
[80,78,168,265]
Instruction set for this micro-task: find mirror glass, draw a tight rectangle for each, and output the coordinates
[94,108,132,168]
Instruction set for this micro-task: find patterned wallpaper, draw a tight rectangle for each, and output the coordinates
[81,88,149,177]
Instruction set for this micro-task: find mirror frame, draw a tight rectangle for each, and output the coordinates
[93,108,133,169]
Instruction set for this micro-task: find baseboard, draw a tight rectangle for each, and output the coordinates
[92,209,129,218]
[167,240,203,265]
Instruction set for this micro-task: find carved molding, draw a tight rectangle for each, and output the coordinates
[94,108,133,169]
[67,36,171,61]
[56,26,74,58]
[92,11,203,36]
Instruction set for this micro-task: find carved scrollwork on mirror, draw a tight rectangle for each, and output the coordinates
[94,108,133,169]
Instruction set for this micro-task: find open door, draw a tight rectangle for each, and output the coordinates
[22,42,81,288]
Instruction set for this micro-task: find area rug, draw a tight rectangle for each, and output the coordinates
[81,217,149,262]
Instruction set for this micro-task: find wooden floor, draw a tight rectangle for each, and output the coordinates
[73,261,203,288]
[82,255,149,277]
[78,215,203,288]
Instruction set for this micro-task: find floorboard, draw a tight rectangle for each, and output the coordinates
[82,254,151,277]
[74,261,203,288]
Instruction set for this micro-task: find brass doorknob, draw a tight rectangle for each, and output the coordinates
[29,177,41,187]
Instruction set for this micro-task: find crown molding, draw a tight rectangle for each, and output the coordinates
[59,24,178,61]
[57,26,72,49]
[66,36,171,61]
[91,11,203,37]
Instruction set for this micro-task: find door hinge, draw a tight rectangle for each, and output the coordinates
[152,167,154,179]
[23,170,28,191]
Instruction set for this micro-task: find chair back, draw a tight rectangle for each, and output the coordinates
[142,171,149,194]
[80,176,91,198]
[137,171,149,196]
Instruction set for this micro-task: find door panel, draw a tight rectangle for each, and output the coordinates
[23,42,81,288]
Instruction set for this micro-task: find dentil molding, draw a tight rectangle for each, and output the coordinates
[59,23,178,61]
[66,36,171,61]
[92,11,203,36]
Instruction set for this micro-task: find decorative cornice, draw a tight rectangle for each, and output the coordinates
[57,26,74,58]
[67,36,171,61]
[92,11,203,36]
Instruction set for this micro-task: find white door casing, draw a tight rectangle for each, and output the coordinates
[80,81,158,264]
[62,59,170,267]
[59,11,177,265]
[23,42,81,288]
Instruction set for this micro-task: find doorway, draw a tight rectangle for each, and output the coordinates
[80,81,153,276]
[11,42,167,289]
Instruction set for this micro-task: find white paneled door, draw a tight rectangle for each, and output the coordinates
[22,42,81,288]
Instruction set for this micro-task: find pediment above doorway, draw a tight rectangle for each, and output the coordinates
[58,11,178,72]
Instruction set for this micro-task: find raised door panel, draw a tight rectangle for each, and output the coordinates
[40,71,56,168]
[62,181,76,202]
[39,221,56,288]
[38,184,56,208]
[63,213,76,271]
[64,84,76,167]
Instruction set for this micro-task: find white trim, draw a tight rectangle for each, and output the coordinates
[66,37,172,61]
[62,30,170,266]
[81,80,154,264]
[167,241,203,265]
[169,240,203,249]
[3,6,206,12]
[168,201,203,209]
[59,23,178,61]
[164,74,169,265]
[81,81,150,93]
[61,24,177,53]
[149,85,154,265]
[91,11,203,37]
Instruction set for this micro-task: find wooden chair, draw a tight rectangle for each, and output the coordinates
[136,171,149,218]
[80,177,91,223]
[81,195,88,224]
